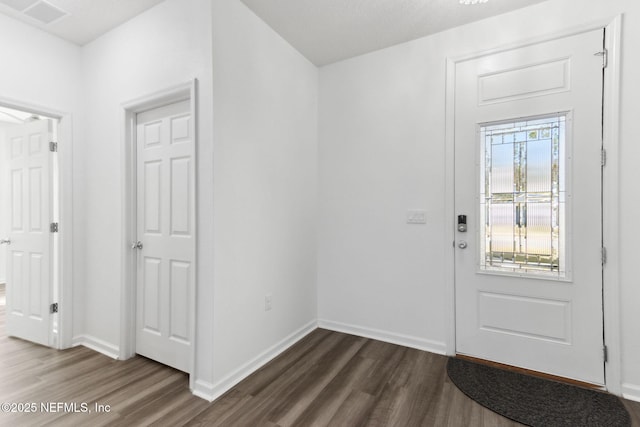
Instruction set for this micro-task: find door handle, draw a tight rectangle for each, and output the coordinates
[458,241,468,249]
[0,238,10,245]
[131,241,143,250]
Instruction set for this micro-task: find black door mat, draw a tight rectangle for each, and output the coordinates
[447,357,630,427]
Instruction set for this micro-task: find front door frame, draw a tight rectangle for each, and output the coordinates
[444,16,622,394]
[0,96,74,350]
[120,80,198,389]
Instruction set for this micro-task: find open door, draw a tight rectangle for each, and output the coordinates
[2,119,54,347]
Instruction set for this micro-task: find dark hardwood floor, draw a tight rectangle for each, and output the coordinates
[1,282,639,426]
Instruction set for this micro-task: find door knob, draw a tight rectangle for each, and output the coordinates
[131,241,143,250]
[0,238,10,245]
[458,241,468,249]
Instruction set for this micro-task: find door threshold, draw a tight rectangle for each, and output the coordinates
[455,354,605,392]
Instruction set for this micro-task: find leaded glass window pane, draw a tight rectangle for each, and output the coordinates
[479,114,566,277]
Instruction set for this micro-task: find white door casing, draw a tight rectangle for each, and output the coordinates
[4,119,54,347]
[454,29,605,384]
[135,100,194,373]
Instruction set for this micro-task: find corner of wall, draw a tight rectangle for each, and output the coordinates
[71,334,120,360]
[197,320,317,402]
[622,383,640,403]
[318,319,447,356]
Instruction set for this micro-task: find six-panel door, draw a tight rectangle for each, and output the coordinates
[4,119,53,347]
[135,100,194,373]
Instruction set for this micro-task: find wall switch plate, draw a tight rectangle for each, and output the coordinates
[265,294,272,311]
[407,209,427,224]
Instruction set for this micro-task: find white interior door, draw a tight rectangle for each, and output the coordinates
[454,29,605,384]
[3,119,53,346]
[135,100,194,373]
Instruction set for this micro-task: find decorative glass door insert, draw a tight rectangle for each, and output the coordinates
[479,114,568,278]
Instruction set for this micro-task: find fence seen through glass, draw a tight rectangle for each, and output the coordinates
[479,114,567,277]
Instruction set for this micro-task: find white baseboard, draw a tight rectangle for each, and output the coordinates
[318,319,447,355]
[192,379,216,401]
[194,320,318,402]
[72,334,120,360]
[622,383,640,402]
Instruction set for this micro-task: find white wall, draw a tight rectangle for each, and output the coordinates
[209,0,318,395]
[3,0,637,402]
[0,0,317,403]
[80,0,318,397]
[0,13,82,339]
[79,0,215,381]
[318,41,448,352]
[0,14,80,109]
[318,0,640,398]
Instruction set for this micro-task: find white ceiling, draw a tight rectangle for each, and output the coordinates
[240,0,549,66]
[0,0,549,64]
[0,0,165,45]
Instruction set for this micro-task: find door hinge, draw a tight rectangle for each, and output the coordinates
[603,345,608,363]
[50,222,59,233]
[594,49,608,68]
[601,148,607,167]
[50,303,58,314]
[49,141,58,152]
[601,247,607,265]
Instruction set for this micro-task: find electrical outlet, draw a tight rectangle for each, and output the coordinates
[265,294,272,311]
[407,209,427,224]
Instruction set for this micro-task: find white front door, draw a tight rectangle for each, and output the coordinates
[3,119,54,347]
[135,100,194,373]
[454,29,605,384]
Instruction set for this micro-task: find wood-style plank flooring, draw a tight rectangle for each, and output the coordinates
[1,283,639,426]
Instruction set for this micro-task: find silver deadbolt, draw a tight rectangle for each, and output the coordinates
[131,241,143,250]
[458,241,468,249]
[0,238,11,245]
[457,215,467,232]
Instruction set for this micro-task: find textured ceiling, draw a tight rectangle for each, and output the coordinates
[240,0,549,66]
[0,0,550,63]
[0,0,165,45]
